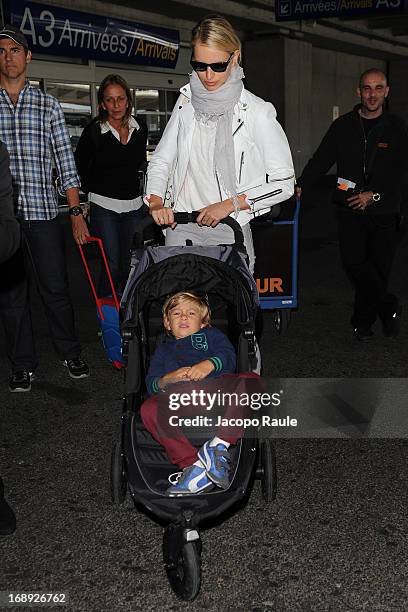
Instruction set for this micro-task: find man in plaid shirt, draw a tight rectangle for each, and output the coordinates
[0,25,90,392]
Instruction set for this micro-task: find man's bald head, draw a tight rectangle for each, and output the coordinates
[359,69,387,90]
[357,69,389,118]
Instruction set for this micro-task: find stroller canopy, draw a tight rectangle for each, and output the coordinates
[121,246,259,329]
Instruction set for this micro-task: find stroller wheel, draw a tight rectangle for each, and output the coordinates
[163,527,201,601]
[110,441,127,504]
[273,308,291,334]
[260,440,277,502]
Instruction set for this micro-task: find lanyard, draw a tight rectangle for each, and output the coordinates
[359,115,386,184]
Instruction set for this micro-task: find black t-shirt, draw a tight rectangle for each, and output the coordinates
[360,114,383,136]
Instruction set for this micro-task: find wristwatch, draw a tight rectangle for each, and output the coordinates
[69,206,83,216]
[372,193,381,202]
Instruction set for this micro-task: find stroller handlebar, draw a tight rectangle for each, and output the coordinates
[133,210,246,252]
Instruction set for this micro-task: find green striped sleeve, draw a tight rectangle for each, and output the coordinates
[151,377,160,394]
[210,356,223,373]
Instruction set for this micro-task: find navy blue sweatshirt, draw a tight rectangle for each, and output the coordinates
[146,327,236,395]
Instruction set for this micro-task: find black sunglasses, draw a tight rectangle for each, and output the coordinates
[190,51,235,73]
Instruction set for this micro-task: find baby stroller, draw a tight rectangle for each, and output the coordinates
[110,213,277,601]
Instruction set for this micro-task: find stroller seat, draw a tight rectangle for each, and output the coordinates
[132,413,242,495]
[131,289,248,495]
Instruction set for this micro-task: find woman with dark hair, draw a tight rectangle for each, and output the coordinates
[75,74,148,296]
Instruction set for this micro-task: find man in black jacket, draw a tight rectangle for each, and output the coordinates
[297,69,407,340]
[0,140,18,535]
[0,140,19,263]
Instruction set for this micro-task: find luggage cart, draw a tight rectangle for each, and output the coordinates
[251,197,300,334]
[78,236,124,369]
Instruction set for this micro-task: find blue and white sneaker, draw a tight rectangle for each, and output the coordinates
[166,464,214,496]
[198,441,230,489]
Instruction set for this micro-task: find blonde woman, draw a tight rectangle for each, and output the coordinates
[145,14,294,272]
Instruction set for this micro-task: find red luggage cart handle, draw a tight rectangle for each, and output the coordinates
[78,236,120,320]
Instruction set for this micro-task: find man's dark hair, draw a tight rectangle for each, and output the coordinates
[359,69,388,89]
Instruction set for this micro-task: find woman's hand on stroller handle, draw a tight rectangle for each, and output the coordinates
[146,193,249,229]
[148,195,177,228]
[196,195,249,227]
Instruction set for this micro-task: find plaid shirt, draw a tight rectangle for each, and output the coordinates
[0,83,80,220]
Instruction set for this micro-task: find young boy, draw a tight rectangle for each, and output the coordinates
[141,291,237,496]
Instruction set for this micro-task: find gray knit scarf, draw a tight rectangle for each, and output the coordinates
[190,65,244,201]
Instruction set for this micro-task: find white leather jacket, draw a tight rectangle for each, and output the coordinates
[145,84,295,225]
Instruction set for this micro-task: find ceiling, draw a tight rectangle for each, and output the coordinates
[96,0,279,33]
[367,14,408,36]
[96,0,408,47]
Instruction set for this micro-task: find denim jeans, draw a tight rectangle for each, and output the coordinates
[90,204,148,297]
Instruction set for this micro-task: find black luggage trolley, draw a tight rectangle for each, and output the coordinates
[251,197,300,333]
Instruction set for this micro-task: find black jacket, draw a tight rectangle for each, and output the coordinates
[75,116,148,200]
[298,105,408,215]
[0,141,20,265]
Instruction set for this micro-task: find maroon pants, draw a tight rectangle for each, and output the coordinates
[140,374,261,468]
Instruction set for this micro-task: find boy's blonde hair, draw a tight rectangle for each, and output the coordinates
[163,292,211,327]
[191,14,241,58]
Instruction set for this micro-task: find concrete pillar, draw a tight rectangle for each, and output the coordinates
[243,36,312,178]
[243,37,285,124]
[283,38,312,178]
[388,60,408,122]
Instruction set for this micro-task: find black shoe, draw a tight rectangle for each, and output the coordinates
[61,357,90,379]
[382,306,402,338]
[0,479,16,536]
[9,371,35,393]
[353,326,374,341]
